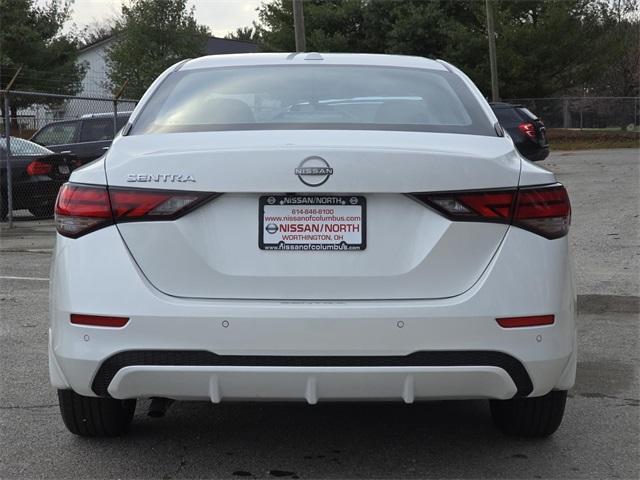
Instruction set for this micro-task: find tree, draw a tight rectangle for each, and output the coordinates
[79,19,117,49]
[593,0,639,97]
[0,0,85,121]
[253,0,625,99]
[106,0,210,99]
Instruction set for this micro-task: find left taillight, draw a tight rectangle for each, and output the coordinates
[411,183,571,240]
[518,121,538,141]
[26,160,53,176]
[55,183,216,238]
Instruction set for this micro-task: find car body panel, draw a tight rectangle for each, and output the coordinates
[50,53,575,405]
[103,130,523,300]
[49,225,576,400]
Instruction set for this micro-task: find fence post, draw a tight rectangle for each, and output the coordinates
[562,98,571,128]
[113,99,118,139]
[3,93,14,227]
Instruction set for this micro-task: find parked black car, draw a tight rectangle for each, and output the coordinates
[30,112,131,165]
[0,137,79,220]
[490,102,549,161]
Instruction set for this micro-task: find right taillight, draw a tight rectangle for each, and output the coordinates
[411,183,570,239]
[55,183,217,238]
[512,185,571,239]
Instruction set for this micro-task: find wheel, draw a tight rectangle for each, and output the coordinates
[57,389,136,437]
[28,204,54,218]
[490,390,567,438]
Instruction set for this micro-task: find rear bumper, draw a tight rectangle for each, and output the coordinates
[91,350,533,401]
[49,225,576,401]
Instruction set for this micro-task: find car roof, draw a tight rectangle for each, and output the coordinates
[80,111,133,119]
[181,53,449,72]
[489,102,524,109]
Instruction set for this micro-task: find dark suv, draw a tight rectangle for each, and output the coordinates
[490,102,549,162]
[30,112,131,165]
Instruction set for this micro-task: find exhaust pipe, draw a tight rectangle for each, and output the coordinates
[148,397,174,418]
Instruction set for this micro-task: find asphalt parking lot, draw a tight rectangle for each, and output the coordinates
[1,148,638,479]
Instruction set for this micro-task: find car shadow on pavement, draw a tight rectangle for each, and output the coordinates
[70,399,562,479]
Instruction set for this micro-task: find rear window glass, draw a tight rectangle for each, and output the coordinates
[32,122,78,146]
[80,116,131,142]
[492,107,524,126]
[131,65,495,136]
[518,107,538,120]
[0,137,52,156]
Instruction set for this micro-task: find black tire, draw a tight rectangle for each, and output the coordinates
[28,204,54,218]
[490,390,567,438]
[57,389,136,437]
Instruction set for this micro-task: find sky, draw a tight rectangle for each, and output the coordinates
[52,0,262,37]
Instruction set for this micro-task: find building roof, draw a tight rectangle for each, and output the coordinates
[204,37,259,55]
[78,35,258,56]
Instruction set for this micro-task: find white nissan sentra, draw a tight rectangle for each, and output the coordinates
[50,53,575,437]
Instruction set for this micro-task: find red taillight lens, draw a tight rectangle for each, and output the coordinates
[55,183,216,238]
[496,315,554,328]
[55,184,112,238]
[414,190,517,224]
[26,160,53,176]
[412,184,570,239]
[110,189,206,220]
[70,314,129,328]
[518,122,537,141]
[513,185,571,239]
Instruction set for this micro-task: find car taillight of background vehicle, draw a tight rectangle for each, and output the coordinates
[411,184,571,239]
[26,160,53,176]
[518,122,538,141]
[54,183,218,238]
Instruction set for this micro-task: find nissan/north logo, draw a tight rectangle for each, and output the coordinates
[295,156,333,187]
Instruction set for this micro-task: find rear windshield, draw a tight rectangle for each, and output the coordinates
[0,137,52,156]
[131,65,495,136]
[80,116,130,142]
[518,107,538,120]
[493,107,525,127]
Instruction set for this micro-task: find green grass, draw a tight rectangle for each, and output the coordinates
[547,128,640,150]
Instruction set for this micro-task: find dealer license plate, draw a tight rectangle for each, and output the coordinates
[259,195,366,251]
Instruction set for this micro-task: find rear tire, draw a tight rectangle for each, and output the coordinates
[490,390,567,438]
[57,389,136,437]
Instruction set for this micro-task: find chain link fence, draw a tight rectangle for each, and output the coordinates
[1,92,638,229]
[505,97,640,130]
[1,90,137,226]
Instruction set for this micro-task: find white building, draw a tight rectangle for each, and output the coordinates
[76,35,259,99]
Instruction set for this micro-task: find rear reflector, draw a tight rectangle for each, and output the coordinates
[55,183,218,238]
[411,183,570,239]
[26,160,53,176]
[496,315,555,328]
[70,314,129,328]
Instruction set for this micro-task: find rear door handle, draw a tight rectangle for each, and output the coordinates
[102,146,109,150]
